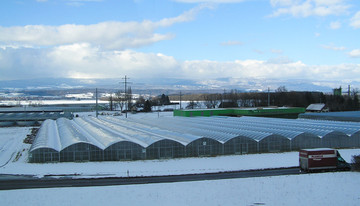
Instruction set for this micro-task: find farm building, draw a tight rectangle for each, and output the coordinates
[299,111,360,122]
[29,115,360,163]
[0,108,73,127]
[173,107,305,118]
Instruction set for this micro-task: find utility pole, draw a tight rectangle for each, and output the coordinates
[268,87,270,107]
[222,89,226,108]
[179,91,182,109]
[96,88,98,118]
[121,75,131,118]
[125,76,128,118]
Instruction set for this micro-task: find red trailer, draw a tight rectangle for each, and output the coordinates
[299,148,350,172]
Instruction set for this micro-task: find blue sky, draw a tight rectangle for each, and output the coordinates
[0,0,360,90]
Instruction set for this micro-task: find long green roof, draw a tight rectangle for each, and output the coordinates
[173,107,305,117]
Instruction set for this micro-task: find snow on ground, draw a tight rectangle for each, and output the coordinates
[1,148,358,178]
[1,112,360,205]
[1,172,359,206]
[0,114,360,178]
[0,127,31,167]
[2,151,300,178]
[0,99,109,106]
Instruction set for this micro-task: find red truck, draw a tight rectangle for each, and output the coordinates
[299,148,351,172]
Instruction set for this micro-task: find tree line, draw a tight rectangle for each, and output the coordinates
[186,86,360,112]
[108,89,172,113]
[108,86,359,112]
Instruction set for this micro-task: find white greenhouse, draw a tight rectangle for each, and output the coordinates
[29,115,360,163]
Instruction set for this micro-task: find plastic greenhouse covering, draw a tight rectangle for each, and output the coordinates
[29,115,360,163]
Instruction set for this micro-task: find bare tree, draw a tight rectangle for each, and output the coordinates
[186,100,200,109]
[275,86,287,93]
[115,91,126,112]
[203,93,221,109]
[127,86,133,111]
[109,94,114,111]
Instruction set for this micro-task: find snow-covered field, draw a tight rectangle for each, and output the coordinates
[0,99,109,106]
[0,127,31,168]
[1,112,360,205]
[1,125,359,178]
[1,172,359,206]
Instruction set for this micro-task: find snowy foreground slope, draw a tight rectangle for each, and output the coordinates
[0,123,359,178]
[1,124,359,177]
[1,172,360,206]
[1,112,360,206]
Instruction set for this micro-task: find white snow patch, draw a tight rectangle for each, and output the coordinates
[0,127,31,167]
[1,172,360,206]
[0,125,360,178]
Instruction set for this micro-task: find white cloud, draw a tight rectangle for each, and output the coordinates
[321,44,346,51]
[157,4,212,27]
[271,49,283,54]
[1,44,359,85]
[65,0,104,6]
[270,0,300,7]
[0,44,180,80]
[348,49,360,58]
[0,22,166,50]
[266,56,293,64]
[221,40,243,46]
[350,11,360,29]
[270,0,350,17]
[182,59,360,82]
[330,21,341,29]
[0,5,207,50]
[253,49,265,54]
[173,0,246,3]
[66,0,104,2]
[45,44,180,79]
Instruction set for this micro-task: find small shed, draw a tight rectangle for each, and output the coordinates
[306,103,328,112]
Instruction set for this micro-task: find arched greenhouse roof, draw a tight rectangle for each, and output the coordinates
[127,115,281,143]
[73,117,131,149]
[30,119,61,152]
[104,140,145,150]
[189,116,308,140]
[102,116,202,146]
[30,115,360,157]
[146,138,186,148]
[99,116,192,146]
[223,135,258,144]
[239,116,360,136]
[56,118,105,150]
[126,116,234,144]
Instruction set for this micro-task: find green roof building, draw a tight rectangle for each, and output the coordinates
[173,107,305,118]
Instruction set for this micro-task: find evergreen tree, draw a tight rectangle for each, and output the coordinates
[144,100,152,112]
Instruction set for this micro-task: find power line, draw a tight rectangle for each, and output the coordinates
[120,75,132,118]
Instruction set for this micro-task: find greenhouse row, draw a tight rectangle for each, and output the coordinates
[0,111,73,127]
[29,115,360,163]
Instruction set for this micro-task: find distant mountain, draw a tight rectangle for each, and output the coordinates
[0,77,336,95]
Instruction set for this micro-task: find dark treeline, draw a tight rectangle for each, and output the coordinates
[109,92,173,112]
[134,94,172,112]
[109,86,359,112]
[202,87,359,112]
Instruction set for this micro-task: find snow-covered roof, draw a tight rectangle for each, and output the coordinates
[0,111,72,121]
[306,103,326,111]
[30,115,360,154]
[299,111,360,122]
[99,116,199,146]
[128,116,275,143]
[72,117,129,148]
[56,118,105,150]
[30,119,61,152]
